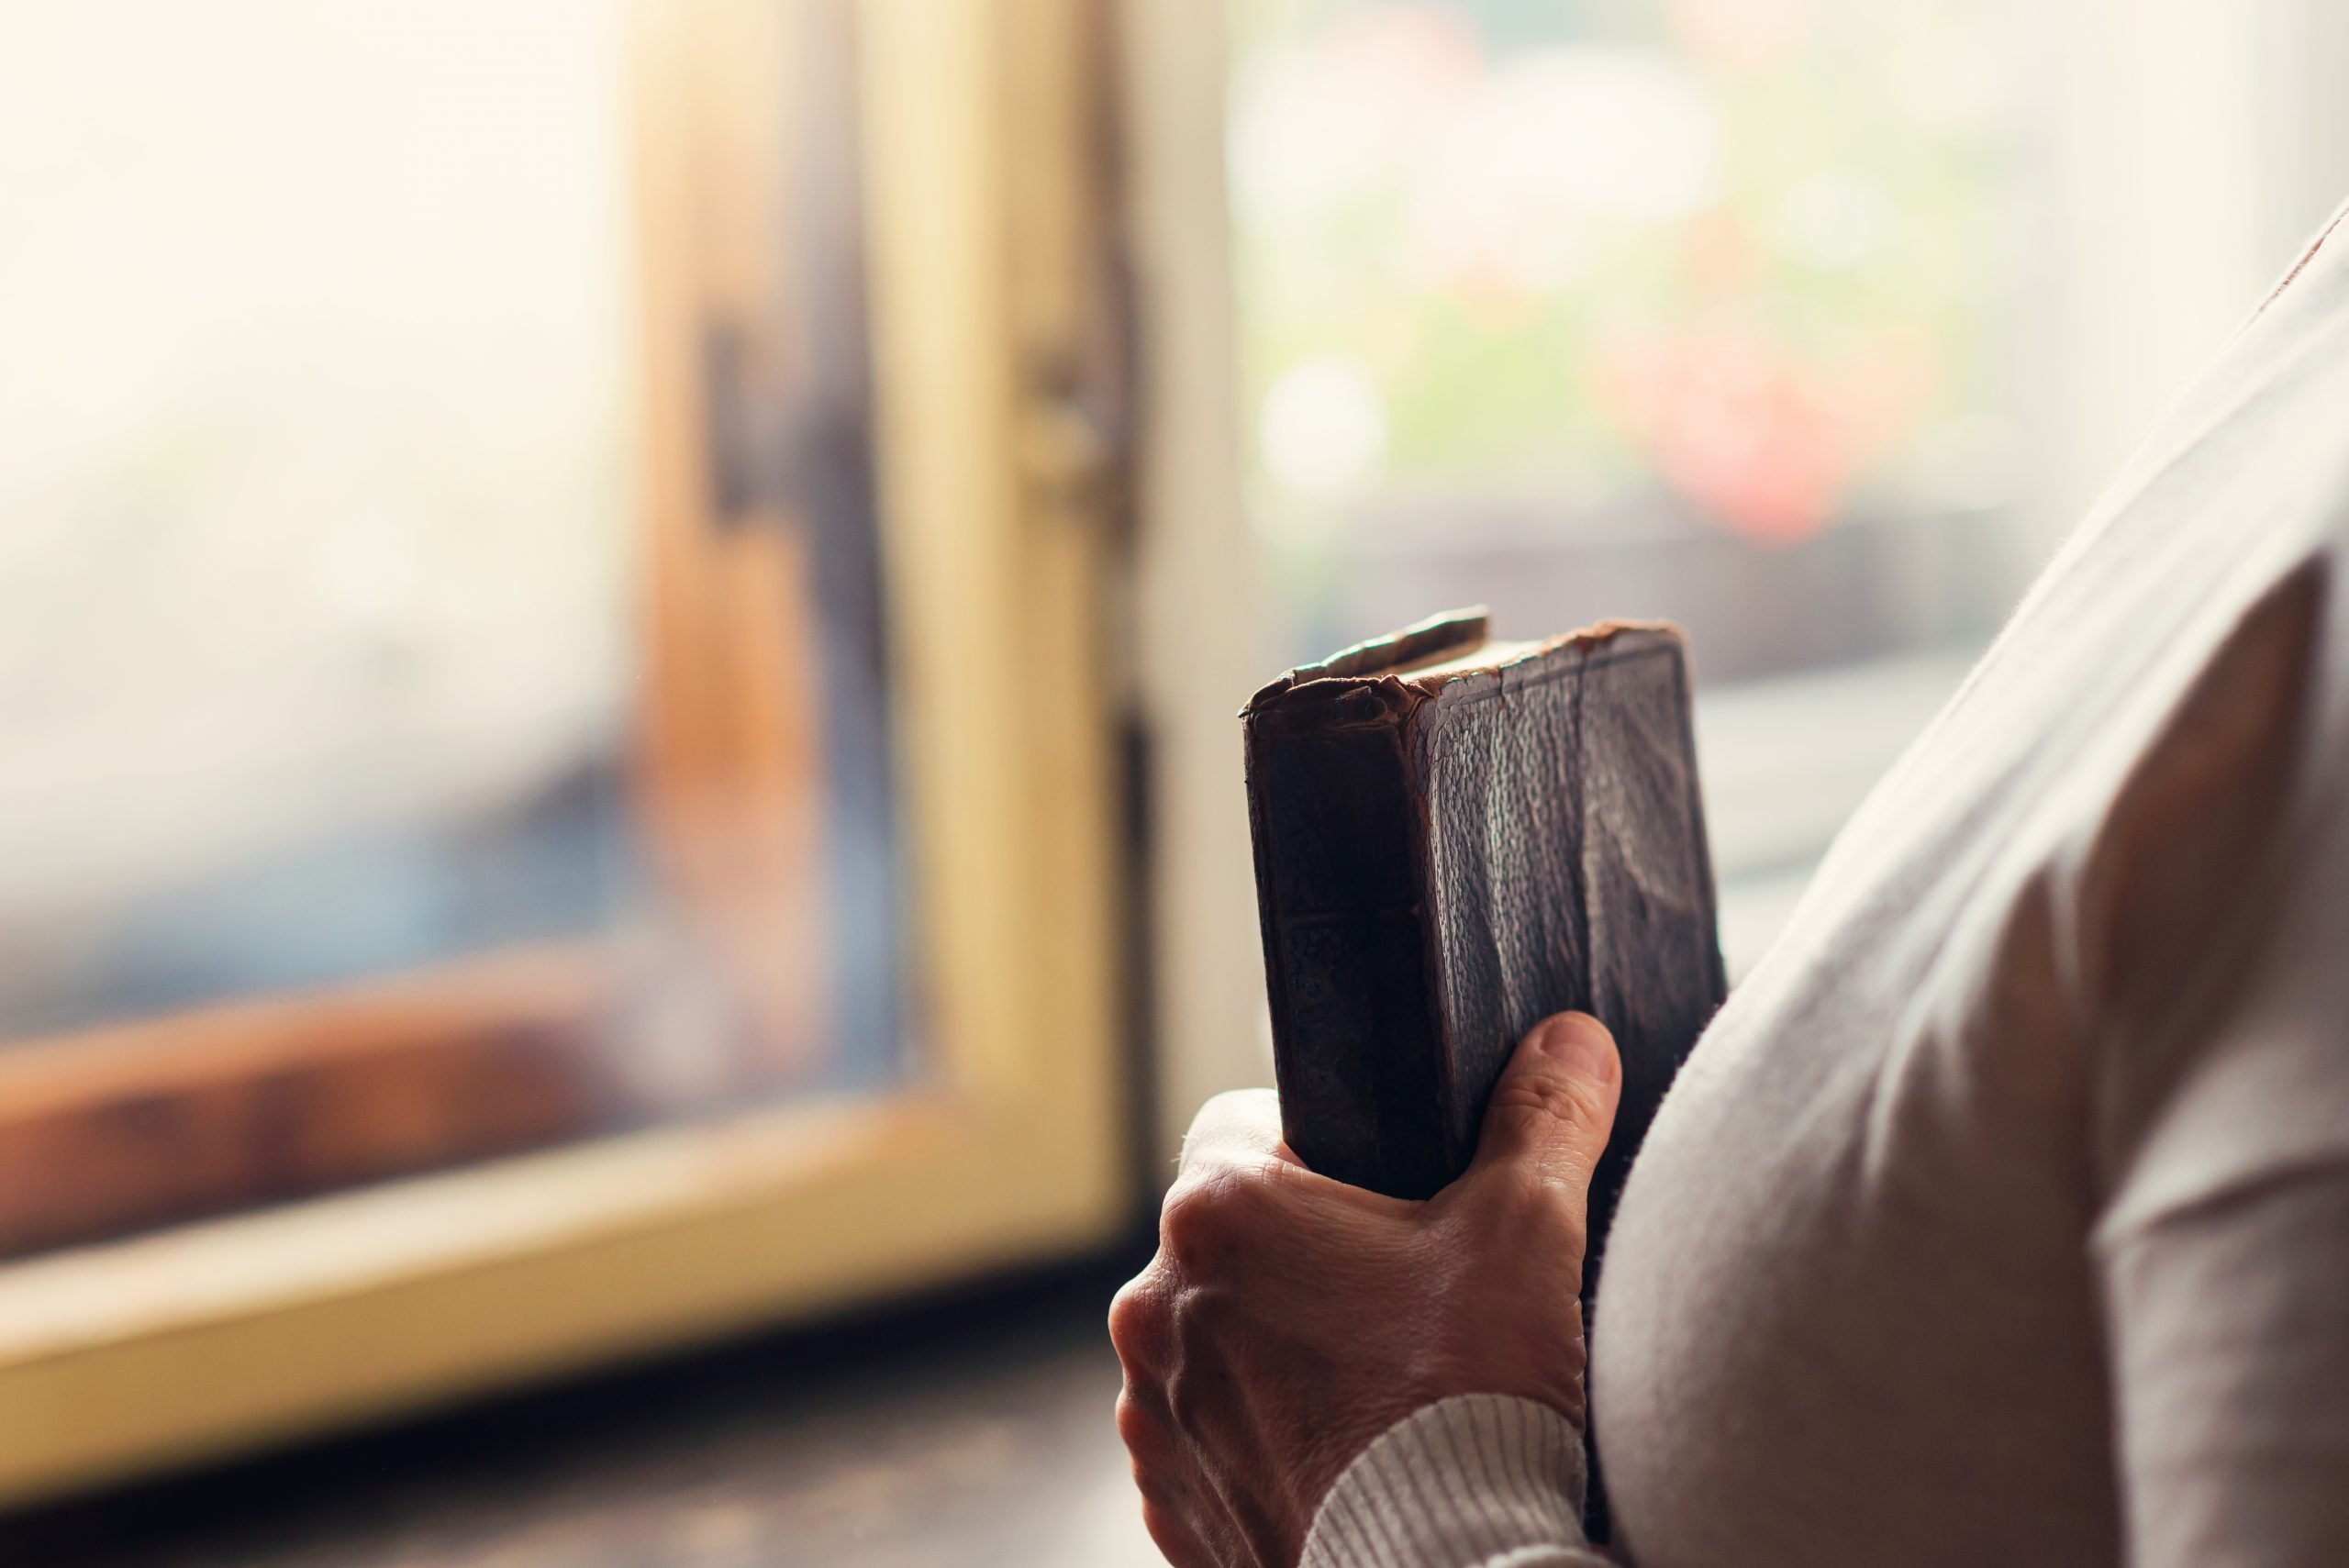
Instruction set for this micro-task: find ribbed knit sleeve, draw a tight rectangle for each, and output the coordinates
[1299,1396,1604,1568]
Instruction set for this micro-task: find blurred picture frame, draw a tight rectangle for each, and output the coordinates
[0,0,1130,1505]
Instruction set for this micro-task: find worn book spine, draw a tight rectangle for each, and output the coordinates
[1244,680,1454,1198]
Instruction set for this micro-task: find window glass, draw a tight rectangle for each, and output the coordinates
[1230,0,2028,968]
[0,2,645,1033]
[0,0,904,1251]
[1229,0,2024,684]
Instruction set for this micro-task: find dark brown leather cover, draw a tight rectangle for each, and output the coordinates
[1241,607,1727,1538]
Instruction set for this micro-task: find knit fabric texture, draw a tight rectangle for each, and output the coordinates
[1301,1396,1601,1568]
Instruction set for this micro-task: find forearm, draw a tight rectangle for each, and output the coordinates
[1302,1396,1607,1568]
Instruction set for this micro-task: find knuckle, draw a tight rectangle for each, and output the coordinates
[1114,1386,1161,1455]
[1158,1182,1223,1264]
[1107,1284,1141,1355]
[1160,1168,1266,1270]
[1108,1274,1168,1367]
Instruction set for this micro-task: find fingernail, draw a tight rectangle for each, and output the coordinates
[1530,1012,1617,1081]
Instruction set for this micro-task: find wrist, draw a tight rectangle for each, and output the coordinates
[1301,1395,1588,1568]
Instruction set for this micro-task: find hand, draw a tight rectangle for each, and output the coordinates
[1109,1012,1622,1568]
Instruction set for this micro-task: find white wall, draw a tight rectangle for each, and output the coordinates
[2026,0,2349,554]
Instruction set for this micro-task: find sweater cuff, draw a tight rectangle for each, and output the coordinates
[1300,1395,1597,1568]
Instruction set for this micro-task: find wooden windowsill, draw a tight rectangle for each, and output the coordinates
[0,1086,1120,1507]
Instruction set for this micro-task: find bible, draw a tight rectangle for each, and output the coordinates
[1240,607,1727,1536]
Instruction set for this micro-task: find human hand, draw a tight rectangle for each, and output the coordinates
[1108,1012,1622,1568]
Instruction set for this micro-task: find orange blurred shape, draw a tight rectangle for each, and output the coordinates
[1668,0,1815,73]
[1596,320,1932,543]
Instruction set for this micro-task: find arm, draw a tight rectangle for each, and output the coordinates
[2094,845,2349,1564]
[1108,1014,1620,1568]
[2101,1164,2349,1564]
[2081,569,2349,1564]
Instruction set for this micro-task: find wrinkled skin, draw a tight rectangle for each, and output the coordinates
[1108,1013,1623,1568]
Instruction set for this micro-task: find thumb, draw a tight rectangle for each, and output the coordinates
[1467,1012,1621,1195]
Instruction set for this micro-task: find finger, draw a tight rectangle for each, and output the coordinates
[1466,1011,1621,1195]
[1176,1087,1288,1176]
[1117,1392,1223,1568]
[1108,1271,1174,1374]
[1137,1496,1219,1568]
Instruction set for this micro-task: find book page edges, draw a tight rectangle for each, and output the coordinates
[1242,617,1688,720]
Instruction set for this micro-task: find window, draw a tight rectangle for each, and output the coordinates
[0,0,1127,1503]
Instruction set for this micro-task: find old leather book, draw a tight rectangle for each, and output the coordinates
[1243,608,1724,1196]
[1241,608,1727,1533]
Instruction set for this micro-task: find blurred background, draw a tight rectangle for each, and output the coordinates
[1,0,2344,1563]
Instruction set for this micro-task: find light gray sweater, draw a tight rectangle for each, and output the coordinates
[1304,1397,1596,1568]
[1304,201,2349,1568]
